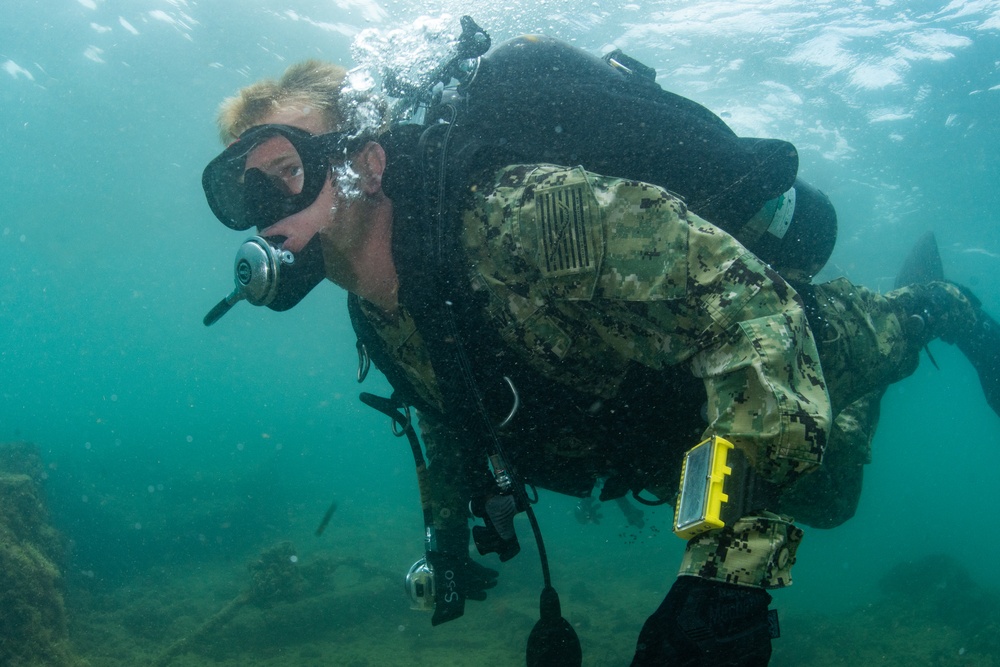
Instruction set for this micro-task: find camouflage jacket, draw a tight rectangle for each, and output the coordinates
[356,164,832,588]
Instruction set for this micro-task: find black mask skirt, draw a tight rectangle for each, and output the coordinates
[202,124,358,231]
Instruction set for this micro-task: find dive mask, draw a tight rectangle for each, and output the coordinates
[202,123,361,230]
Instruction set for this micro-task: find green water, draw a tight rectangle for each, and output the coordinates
[2,1,998,664]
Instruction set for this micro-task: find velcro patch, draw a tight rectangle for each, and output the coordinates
[522,167,603,300]
[537,184,597,274]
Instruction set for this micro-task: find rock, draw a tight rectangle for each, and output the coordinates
[0,443,83,667]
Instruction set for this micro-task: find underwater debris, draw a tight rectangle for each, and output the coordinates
[151,542,399,667]
[315,499,338,536]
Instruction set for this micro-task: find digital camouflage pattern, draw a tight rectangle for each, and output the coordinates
[358,164,979,589]
[776,279,978,530]
[679,513,803,588]
[777,390,883,529]
[463,164,830,480]
[809,278,977,414]
[364,164,830,587]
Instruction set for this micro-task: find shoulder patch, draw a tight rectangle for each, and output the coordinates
[519,166,604,300]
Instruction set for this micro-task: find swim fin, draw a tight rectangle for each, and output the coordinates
[897,232,1000,418]
[895,232,946,368]
[895,231,944,289]
[953,286,1000,418]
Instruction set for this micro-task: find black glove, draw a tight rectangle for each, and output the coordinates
[631,576,777,666]
[426,530,499,626]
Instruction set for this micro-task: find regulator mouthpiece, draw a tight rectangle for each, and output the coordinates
[203,236,294,326]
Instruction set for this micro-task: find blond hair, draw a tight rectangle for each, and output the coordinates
[216,60,352,143]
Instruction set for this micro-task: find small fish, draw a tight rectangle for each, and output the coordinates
[315,500,338,537]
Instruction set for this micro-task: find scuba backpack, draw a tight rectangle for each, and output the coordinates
[379,19,837,284]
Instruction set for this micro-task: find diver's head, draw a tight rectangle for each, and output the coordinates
[201,61,389,321]
[204,60,386,237]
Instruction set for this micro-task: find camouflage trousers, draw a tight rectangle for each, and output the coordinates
[680,278,978,586]
[778,388,883,529]
[779,278,978,528]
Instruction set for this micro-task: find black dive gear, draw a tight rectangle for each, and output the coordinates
[632,577,778,667]
[202,124,363,231]
[955,291,1000,418]
[418,32,836,281]
[472,493,522,562]
[742,178,838,283]
[426,529,500,626]
[358,17,583,665]
[451,34,797,232]
[894,232,1000,419]
[527,585,583,667]
[358,391,505,624]
[203,234,326,326]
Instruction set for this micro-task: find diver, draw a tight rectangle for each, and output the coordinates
[198,23,999,667]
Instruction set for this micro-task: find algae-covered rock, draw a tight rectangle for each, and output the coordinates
[0,439,46,479]
[246,541,306,607]
[0,442,84,667]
